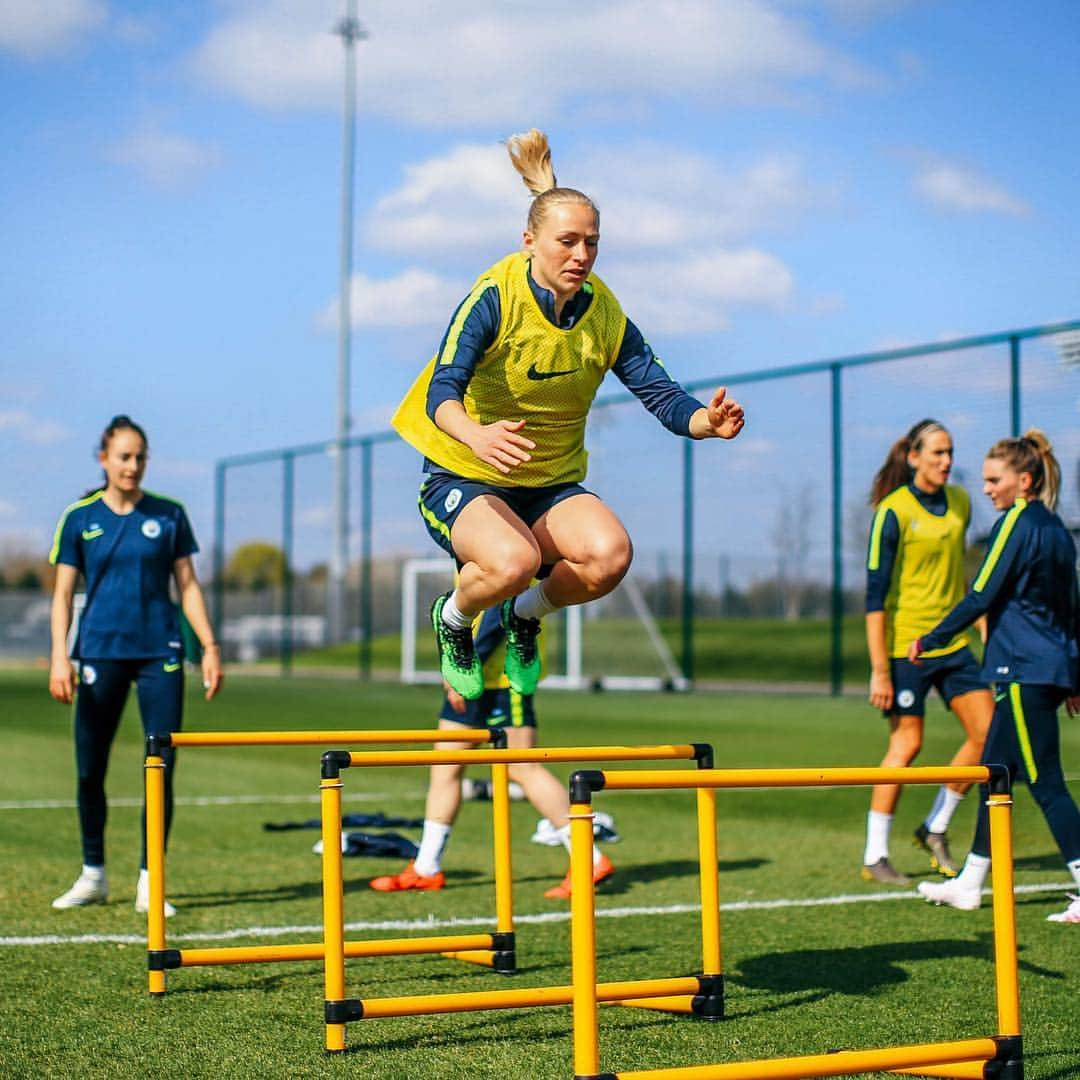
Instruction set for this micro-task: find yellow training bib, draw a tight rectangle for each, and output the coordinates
[392,253,628,486]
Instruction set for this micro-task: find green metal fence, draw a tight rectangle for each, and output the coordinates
[211,318,1080,692]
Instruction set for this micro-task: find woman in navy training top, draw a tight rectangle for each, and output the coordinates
[912,431,1080,924]
[48,416,223,916]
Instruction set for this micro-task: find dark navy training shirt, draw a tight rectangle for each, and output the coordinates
[920,498,1080,690]
[50,490,198,660]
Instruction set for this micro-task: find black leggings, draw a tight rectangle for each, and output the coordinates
[971,683,1080,865]
[73,658,183,868]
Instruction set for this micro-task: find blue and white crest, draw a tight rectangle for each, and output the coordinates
[141,519,162,539]
[444,488,462,513]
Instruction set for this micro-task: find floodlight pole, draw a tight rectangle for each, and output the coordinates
[330,3,367,645]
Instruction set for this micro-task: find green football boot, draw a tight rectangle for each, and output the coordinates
[500,598,541,695]
[431,593,484,700]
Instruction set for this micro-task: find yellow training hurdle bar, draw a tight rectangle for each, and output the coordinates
[319,743,715,1052]
[143,727,497,996]
[566,765,1019,1080]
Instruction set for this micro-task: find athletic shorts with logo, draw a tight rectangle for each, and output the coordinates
[419,469,590,561]
[886,646,987,717]
[438,688,536,729]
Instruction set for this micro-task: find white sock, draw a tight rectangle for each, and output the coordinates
[83,864,106,881]
[553,824,604,867]
[956,852,991,891]
[864,811,892,865]
[1067,858,1080,889]
[440,592,473,630]
[513,582,559,622]
[925,787,964,834]
[414,820,453,876]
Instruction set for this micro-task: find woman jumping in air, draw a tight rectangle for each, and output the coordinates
[393,129,745,702]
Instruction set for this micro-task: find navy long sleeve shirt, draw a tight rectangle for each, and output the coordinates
[920,498,1080,690]
[425,267,702,437]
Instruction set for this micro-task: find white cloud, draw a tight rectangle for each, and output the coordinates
[363,141,830,258]
[189,0,876,123]
[0,410,70,446]
[346,139,812,334]
[603,250,794,334]
[912,158,1029,217]
[317,269,469,331]
[0,0,106,57]
[365,144,524,257]
[109,126,223,191]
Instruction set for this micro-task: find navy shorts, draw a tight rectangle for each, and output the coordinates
[418,469,591,559]
[887,647,987,717]
[438,688,536,729]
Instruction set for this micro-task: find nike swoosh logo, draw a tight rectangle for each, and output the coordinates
[163,662,181,673]
[82,528,104,541]
[526,363,576,381]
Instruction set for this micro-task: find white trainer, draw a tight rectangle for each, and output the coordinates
[917,877,982,911]
[1046,894,1080,924]
[135,872,177,918]
[52,869,108,910]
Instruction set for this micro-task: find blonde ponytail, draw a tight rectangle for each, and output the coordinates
[507,129,557,197]
[986,428,1061,509]
[506,128,598,234]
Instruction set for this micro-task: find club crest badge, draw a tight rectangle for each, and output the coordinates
[897,689,916,709]
[141,519,162,539]
[81,664,97,685]
[444,489,462,513]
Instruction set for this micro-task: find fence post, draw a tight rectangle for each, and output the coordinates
[1009,336,1021,436]
[830,363,843,697]
[281,452,294,676]
[681,437,695,684]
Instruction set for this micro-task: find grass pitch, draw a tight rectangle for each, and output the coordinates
[1,670,1077,1078]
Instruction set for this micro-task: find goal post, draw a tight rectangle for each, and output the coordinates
[399,557,687,691]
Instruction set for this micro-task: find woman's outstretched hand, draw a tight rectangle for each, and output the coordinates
[691,387,745,440]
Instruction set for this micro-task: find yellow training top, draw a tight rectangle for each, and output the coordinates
[867,483,972,658]
[392,252,628,487]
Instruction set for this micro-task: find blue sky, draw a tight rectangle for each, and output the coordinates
[2,0,1079,578]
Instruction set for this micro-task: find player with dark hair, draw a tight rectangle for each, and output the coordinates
[862,419,992,884]
[48,415,222,915]
[392,128,744,703]
[370,605,613,899]
[913,431,1080,923]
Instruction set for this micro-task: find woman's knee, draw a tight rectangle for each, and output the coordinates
[886,728,922,761]
[476,544,542,595]
[576,530,633,594]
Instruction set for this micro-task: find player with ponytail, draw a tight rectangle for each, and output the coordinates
[48,416,222,915]
[393,132,743,706]
[912,431,1080,923]
[861,419,993,884]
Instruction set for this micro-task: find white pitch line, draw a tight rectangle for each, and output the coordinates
[1,881,1071,949]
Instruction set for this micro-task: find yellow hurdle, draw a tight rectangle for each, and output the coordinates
[143,727,497,997]
[318,743,712,1052]
[566,764,1022,1080]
